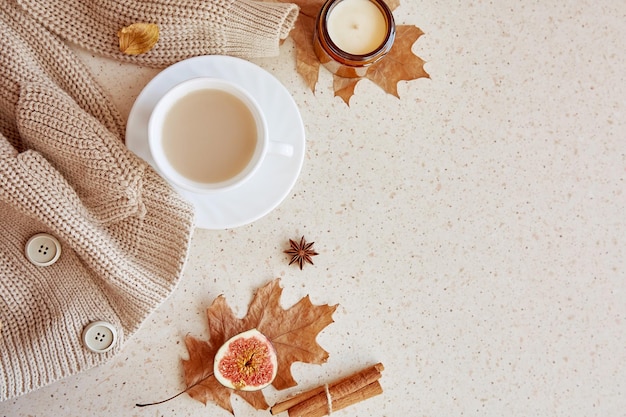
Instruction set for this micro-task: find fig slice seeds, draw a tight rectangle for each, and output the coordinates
[214,329,278,391]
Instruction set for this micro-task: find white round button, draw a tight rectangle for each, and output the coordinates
[25,233,62,266]
[82,321,118,353]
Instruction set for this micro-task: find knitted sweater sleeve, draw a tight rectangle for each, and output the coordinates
[0,83,196,400]
[16,0,299,67]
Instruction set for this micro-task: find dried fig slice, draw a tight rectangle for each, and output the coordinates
[213,329,278,391]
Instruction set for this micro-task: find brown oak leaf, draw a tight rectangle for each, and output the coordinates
[182,279,337,414]
[278,0,428,104]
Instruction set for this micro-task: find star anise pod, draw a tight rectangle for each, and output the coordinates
[284,236,319,270]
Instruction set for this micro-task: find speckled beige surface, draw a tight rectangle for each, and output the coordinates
[2,0,625,416]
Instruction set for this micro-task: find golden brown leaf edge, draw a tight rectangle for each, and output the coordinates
[117,22,159,55]
[181,279,337,414]
[276,0,429,105]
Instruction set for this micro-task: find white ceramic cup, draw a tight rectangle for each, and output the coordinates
[148,77,292,193]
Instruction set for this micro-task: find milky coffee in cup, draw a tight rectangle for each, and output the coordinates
[149,78,273,193]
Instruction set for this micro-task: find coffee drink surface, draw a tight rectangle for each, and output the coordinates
[161,89,257,183]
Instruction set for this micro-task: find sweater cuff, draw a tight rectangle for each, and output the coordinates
[16,83,145,225]
[224,0,299,57]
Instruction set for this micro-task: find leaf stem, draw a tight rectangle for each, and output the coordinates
[135,389,187,407]
[135,372,214,408]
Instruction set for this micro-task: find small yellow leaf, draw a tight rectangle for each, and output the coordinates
[117,23,159,55]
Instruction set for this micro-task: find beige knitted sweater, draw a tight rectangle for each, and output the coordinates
[0,0,298,401]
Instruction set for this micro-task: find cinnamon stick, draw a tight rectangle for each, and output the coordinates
[302,381,383,417]
[270,363,384,416]
[271,386,327,414]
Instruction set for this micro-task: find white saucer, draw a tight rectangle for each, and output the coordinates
[126,56,305,230]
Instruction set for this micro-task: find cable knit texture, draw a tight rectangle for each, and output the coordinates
[0,1,125,151]
[17,0,300,67]
[1,0,299,400]
[0,82,196,399]
[0,0,281,401]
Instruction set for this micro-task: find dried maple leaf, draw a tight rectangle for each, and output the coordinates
[277,0,428,104]
[181,279,337,413]
[362,25,428,98]
[279,0,323,91]
[333,76,360,105]
[334,25,428,104]
[289,10,319,92]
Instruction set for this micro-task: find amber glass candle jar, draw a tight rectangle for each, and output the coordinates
[314,0,396,78]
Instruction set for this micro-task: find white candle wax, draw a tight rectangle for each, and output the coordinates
[326,0,388,55]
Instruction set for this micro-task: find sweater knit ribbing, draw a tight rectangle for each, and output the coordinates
[17,0,299,67]
[0,0,298,401]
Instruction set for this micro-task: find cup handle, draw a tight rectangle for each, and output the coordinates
[268,141,294,158]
